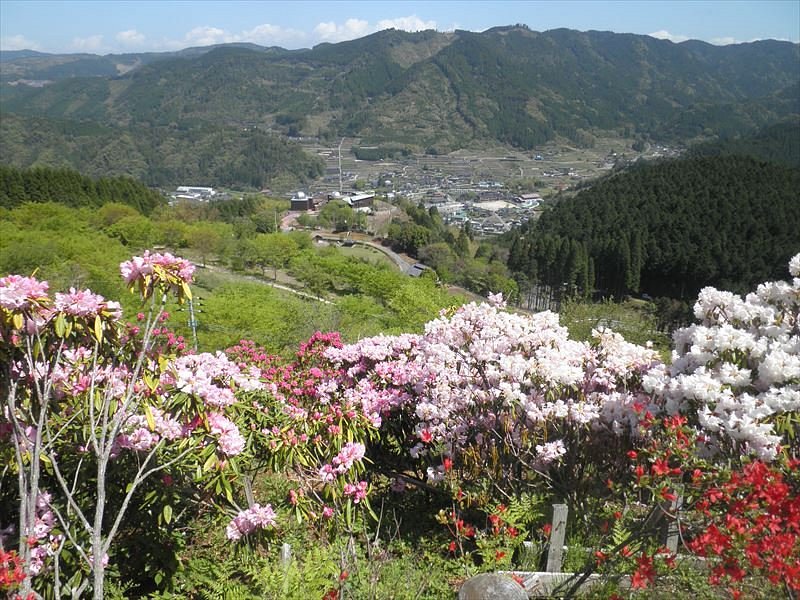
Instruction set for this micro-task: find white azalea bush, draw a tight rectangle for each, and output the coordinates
[646,253,800,460]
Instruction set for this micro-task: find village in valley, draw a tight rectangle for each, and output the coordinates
[171,135,682,238]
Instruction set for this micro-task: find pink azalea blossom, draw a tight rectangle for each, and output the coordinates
[226,503,276,541]
[120,251,194,285]
[343,481,368,504]
[208,412,246,456]
[0,275,49,311]
[332,442,365,474]
[55,287,120,319]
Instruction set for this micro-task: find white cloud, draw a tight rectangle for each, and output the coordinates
[71,35,104,51]
[184,26,230,47]
[116,29,146,46]
[648,30,689,43]
[0,34,40,51]
[161,23,307,50]
[313,18,371,43]
[239,23,307,46]
[377,15,437,32]
[710,36,738,46]
[311,15,438,44]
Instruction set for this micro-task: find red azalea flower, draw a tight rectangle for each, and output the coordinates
[660,486,677,502]
[631,554,656,589]
[651,458,671,477]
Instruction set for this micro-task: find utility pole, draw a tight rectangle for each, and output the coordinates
[338,137,344,193]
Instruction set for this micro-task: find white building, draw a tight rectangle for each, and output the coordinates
[174,186,216,201]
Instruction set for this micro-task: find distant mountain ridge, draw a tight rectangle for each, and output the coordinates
[0,42,292,81]
[1,27,798,185]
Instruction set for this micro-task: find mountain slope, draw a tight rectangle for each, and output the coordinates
[2,27,798,184]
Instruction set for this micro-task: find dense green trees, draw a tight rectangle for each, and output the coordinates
[247,233,299,279]
[0,165,164,213]
[507,155,800,301]
[688,120,800,168]
[386,201,519,299]
[317,201,368,232]
[0,203,135,310]
[0,115,324,190]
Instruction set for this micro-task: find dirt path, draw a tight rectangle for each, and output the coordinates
[201,264,333,305]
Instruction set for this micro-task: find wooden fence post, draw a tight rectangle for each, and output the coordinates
[243,475,255,508]
[663,491,683,554]
[546,503,568,572]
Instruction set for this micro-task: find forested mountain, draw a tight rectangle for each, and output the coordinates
[1,27,798,185]
[0,165,165,213]
[688,120,800,167]
[0,113,324,188]
[507,155,800,300]
[0,43,284,83]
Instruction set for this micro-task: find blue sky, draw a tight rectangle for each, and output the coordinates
[1,1,798,54]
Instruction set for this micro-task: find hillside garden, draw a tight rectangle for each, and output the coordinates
[1,246,798,598]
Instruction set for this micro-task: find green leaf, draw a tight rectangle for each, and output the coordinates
[203,451,218,473]
[364,497,378,521]
[143,403,156,431]
[55,312,66,337]
[162,504,173,525]
[94,314,104,343]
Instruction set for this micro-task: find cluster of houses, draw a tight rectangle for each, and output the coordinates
[170,179,539,238]
[422,191,543,235]
[290,185,541,236]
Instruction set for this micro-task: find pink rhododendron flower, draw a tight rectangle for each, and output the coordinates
[208,412,246,456]
[0,275,49,311]
[120,251,195,285]
[343,481,368,503]
[54,288,112,318]
[332,442,365,474]
[226,503,277,541]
